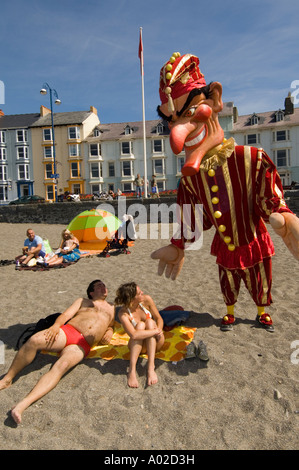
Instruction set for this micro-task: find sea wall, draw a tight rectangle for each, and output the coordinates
[0,193,298,225]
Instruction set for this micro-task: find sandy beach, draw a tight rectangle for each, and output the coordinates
[0,221,298,451]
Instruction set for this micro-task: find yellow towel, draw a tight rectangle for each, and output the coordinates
[87,322,195,362]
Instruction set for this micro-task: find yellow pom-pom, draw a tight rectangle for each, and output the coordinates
[223,316,228,322]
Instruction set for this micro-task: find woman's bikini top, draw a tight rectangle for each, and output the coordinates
[127,303,152,327]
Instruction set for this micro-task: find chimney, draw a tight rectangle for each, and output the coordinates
[233,106,238,123]
[90,106,98,115]
[0,109,4,117]
[284,92,294,115]
[40,105,51,117]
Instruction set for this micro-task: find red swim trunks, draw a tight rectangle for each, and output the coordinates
[60,324,91,357]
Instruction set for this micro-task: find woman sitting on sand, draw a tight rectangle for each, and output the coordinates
[47,229,80,266]
[115,282,164,388]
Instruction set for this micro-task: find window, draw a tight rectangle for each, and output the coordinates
[89,143,101,157]
[16,129,28,142]
[274,149,290,167]
[108,162,115,177]
[18,164,29,180]
[69,144,80,157]
[249,114,259,125]
[72,184,81,194]
[157,181,165,192]
[0,165,7,180]
[153,158,164,175]
[91,183,102,193]
[124,125,132,135]
[46,185,54,200]
[121,141,133,155]
[71,162,81,178]
[0,147,6,160]
[177,156,185,173]
[68,127,80,140]
[122,182,134,192]
[275,110,284,122]
[44,146,53,158]
[0,186,8,201]
[90,162,102,178]
[156,123,164,134]
[17,146,29,159]
[121,160,133,177]
[43,128,52,141]
[0,130,6,143]
[274,130,290,142]
[45,163,53,178]
[246,134,260,145]
[153,139,163,153]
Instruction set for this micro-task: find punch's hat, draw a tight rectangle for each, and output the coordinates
[159,53,206,112]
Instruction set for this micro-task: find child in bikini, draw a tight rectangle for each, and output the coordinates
[115,282,164,388]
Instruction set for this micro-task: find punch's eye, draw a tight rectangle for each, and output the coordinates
[185,106,197,117]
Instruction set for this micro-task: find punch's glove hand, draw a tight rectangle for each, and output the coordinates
[270,212,299,260]
[151,244,185,280]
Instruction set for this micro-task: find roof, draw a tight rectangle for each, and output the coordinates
[0,113,40,130]
[30,110,94,127]
[233,107,299,132]
[85,119,170,141]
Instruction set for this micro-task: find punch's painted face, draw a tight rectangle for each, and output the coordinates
[158,82,224,176]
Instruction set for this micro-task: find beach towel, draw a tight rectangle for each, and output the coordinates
[43,321,196,362]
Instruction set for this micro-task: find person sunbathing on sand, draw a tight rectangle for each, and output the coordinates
[0,280,114,424]
[115,282,164,388]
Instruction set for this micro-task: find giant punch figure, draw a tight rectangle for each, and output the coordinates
[152,52,299,332]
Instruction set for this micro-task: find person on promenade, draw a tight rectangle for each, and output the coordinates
[0,280,114,424]
[134,174,143,198]
[15,228,46,266]
[115,282,164,388]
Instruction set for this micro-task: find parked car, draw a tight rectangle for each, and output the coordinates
[9,195,45,204]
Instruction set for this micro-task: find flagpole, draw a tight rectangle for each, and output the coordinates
[139,27,148,198]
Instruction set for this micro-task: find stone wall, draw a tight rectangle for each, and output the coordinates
[0,193,298,225]
[0,197,178,225]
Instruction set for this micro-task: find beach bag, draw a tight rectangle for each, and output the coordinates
[16,312,61,350]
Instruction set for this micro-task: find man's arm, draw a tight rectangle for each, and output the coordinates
[44,297,84,345]
[99,304,115,345]
[99,322,114,345]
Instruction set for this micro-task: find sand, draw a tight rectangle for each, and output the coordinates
[0,222,298,451]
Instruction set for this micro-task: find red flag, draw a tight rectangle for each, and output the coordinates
[138,28,144,75]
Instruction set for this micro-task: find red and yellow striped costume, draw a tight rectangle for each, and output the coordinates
[171,139,293,307]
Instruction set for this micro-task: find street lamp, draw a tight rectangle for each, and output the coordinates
[40,83,61,202]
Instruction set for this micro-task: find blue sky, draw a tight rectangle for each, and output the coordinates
[1,0,298,123]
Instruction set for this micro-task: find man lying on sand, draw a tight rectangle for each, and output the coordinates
[0,279,114,424]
